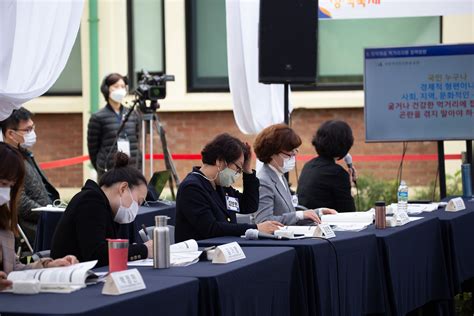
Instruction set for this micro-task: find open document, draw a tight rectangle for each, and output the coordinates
[321,212,374,232]
[128,239,202,267]
[389,203,439,215]
[6,260,98,293]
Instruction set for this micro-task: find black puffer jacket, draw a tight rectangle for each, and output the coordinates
[87,104,142,176]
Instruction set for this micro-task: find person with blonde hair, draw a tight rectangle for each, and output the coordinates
[253,124,336,225]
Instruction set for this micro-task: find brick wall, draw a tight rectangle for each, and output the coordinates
[32,114,83,187]
[154,108,438,187]
[33,109,438,188]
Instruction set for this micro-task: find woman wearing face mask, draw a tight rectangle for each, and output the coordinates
[87,73,142,179]
[0,143,78,291]
[50,153,152,267]
[253,124,336,225]
[175,133,283,242]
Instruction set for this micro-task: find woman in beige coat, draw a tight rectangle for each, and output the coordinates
[0,143,77,291]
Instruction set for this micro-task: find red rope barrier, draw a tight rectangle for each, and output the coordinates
[39,153,462,170]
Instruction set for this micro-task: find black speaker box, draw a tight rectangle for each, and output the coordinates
[259,0,318,84]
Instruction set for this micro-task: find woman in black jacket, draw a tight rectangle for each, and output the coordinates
[87,73,142,178]
[175,133,282,242]
[297,120,356,212]
[51,153,152,267]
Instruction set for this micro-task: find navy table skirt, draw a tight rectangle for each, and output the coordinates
[137,246,304,316]
[0,275,199,316]
[198,232,385,316]
[366,216,452,316]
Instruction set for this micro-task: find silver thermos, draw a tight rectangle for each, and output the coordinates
[153,215,170,269]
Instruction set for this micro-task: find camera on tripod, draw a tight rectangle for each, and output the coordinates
[135,70,174,113]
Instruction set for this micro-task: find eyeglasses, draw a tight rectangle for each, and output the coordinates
[14,125,35,133]
[229,161,243,175]
[280,149,299,158]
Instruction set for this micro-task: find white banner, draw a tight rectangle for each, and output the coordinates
[318,0,473,19]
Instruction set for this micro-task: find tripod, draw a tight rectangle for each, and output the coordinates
[140,107,180,199]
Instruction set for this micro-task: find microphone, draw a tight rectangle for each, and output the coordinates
[244,229,287,240]
[343,154,357,184]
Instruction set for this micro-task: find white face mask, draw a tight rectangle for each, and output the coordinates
[279,155,296,173]
[20,130,37,149]
[0,187,11,206]
[114,188,139,224]
[218,165,240,187]
[110,88,127,103]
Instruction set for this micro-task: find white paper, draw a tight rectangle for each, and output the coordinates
[331,223,369,232]
[389,203,439,215]
[7,260,98,293]
[31,206,66,212]
[127,251,202,267]
[321,212,374,226]
[170,239,198,253]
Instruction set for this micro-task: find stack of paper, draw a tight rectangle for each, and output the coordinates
[321,212,374,231]
[389,203,439,215]
[128,239,202,267]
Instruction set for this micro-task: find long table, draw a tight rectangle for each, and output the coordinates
[0,275,199,316]
[425,198,474,294]
[136,247,304,316]
[198,232,385,316]
[366,215,452,315]
[34,202,176,252]
[0,246,300,316]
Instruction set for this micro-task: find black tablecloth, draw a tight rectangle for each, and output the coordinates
[366,216,452,316]
[198,232,385,316]
[34,203,176,252]
[135,246,304,316]
[0,275,199,316]
[423,198,474,294]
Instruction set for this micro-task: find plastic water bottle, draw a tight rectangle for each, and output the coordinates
[397,180,409,213]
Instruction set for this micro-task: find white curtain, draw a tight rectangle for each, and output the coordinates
[0,0,84,121]
[226,0,291,135]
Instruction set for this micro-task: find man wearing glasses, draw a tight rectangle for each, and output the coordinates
[0,107,59,249]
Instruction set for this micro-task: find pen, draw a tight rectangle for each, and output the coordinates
[141,224,149,240]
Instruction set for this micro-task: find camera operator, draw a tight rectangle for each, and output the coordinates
[87,73,142,179]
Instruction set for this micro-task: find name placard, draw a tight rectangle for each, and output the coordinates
[102,269,146,295]
[315,224,336,239]
[212,242,246,264]
[445,197,466,212]
[395,211,410,226]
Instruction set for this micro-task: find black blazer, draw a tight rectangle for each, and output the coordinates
[175,167,259,242]
[50,180,147,267]
[297,156,356,212]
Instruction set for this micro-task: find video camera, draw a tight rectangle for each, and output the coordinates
[135,70,174,113]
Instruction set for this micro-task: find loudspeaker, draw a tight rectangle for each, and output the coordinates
[259,0,318,84]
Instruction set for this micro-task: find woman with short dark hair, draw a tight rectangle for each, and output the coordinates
[175,133,282,242]
[87,73,142,178]
[51,153,152,267]
[253,124,336,225]
[297,120,356,212]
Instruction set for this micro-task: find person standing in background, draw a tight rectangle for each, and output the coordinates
[87,73,142,179]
